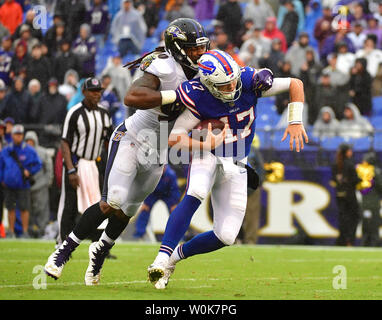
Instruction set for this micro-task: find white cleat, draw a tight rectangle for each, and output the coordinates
[147,262,166,285]
[44,238,78,280]
[85,240,113,286]
[154,264,175,290]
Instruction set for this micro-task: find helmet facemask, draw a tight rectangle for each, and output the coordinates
[198,50,242,104]
[164,18,210,71]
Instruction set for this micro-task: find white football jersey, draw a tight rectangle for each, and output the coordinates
[124,51,196,154]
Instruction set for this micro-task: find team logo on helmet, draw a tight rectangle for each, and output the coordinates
[198,60,216,75]
[166,25,187,41]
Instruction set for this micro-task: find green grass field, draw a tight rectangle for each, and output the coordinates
[0,240,381,300]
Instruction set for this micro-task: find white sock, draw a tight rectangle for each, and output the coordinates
[100,231,115,246]
[69,232,82,245]
[154,252,170,265]
[169,245,183,265]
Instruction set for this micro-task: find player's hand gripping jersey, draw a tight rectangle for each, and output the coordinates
[177,66,261,160]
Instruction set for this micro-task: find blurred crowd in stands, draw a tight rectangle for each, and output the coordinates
[0,0,382,240]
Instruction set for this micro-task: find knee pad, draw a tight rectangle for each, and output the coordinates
[214,229,237,246]
[107,185,129,211]
[186,186,209,202]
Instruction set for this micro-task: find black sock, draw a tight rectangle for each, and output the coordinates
[104,214,130,240]
[72,203,108,240]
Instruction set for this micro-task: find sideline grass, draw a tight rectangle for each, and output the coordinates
[0,240,381,300]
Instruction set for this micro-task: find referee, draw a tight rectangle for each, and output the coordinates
[57,77,113,245]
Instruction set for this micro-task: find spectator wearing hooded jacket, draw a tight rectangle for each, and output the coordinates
[262,17,288,53]
[0,0,23,35]
[312,106,341,139]
[110,0,147,57]
[349,57,372,116]
[31,78,68,125]
[243,0,275,30]
[338,102,374,139]
[279,0,299,49]
[25,131,54,238]
[0,77,34,124]
[0,124,42,238]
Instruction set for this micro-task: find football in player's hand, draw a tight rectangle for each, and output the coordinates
[194,119,225,131]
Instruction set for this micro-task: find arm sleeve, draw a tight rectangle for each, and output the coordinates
[176,82,202,119]
[262,77,291,97]
[170,108,201,136]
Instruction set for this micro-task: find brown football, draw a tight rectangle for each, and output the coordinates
[194,119,225,131]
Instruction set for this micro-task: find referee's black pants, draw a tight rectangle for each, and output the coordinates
[58,166,102,244]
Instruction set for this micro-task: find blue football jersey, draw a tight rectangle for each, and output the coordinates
[177,66,259,159]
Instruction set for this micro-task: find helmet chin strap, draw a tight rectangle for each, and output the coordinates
[174,42,199,71]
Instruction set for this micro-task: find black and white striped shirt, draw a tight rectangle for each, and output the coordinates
[62,101,113,161]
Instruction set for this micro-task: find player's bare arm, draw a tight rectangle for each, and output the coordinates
[61,139,80,189]
[281,78,309,152]
[262,77,309,152]
[124,72,163,109]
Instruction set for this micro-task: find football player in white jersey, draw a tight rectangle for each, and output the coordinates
[43,18,216,285]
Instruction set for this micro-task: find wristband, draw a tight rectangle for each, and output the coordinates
[287,102,303,124]
[67,168,77,175]
[160,90,177,105]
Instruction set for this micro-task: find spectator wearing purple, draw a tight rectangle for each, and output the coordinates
[190,0,215,21]
[86,0,110,50]
[347,1,368,27]
[320,20,356,64]
[364,16,382,49]
[314,5,334,55]
[0,36,13,86]
[72,24,97,78]
[348,21,367,51]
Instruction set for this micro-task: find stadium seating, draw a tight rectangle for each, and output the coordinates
[372,96,382,117]
[141,37,159,54]
[349,136,373,151]
[270,129,290,150]
[153,19,169,40]
[320,136,347,151]
[370,115,382,128]
[373,131,382,151]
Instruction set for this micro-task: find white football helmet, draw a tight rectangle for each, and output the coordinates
[198,49,242,103]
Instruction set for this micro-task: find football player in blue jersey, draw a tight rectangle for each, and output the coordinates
[148,49,309,289]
